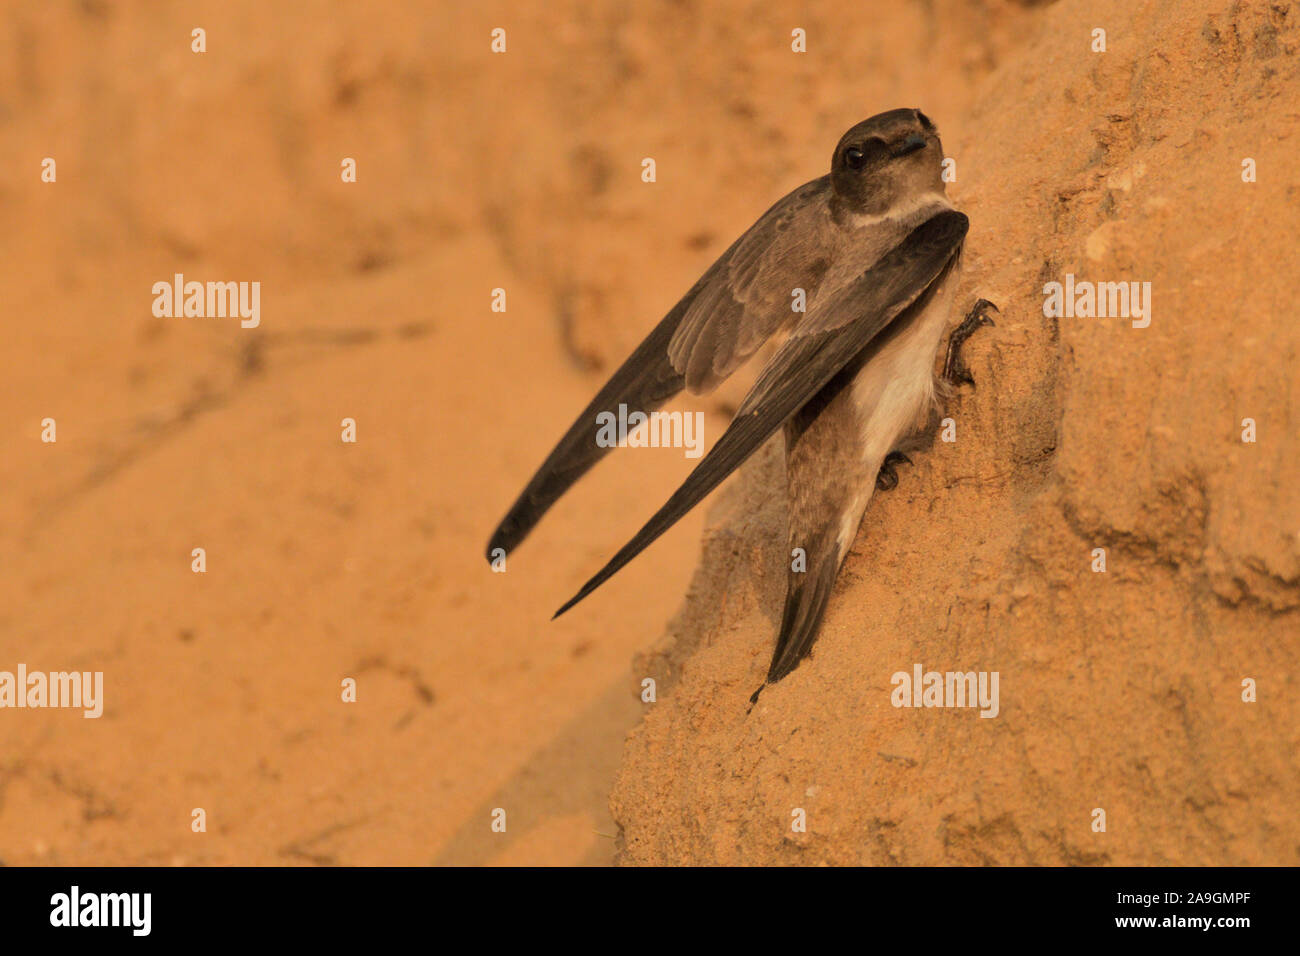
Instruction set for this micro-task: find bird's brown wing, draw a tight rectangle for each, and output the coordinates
[552,209,968,618]
[485,178,833,561]
[667,177,835,393]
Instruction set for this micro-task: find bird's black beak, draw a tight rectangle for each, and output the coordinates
[893,133,927,157]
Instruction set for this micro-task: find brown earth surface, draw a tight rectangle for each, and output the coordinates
[0,0,1296,866]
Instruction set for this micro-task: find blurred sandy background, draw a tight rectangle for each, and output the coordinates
[1,0,1296,866]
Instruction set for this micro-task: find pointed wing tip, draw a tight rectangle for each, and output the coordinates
[553,578,598,619]
[484,523,517,564]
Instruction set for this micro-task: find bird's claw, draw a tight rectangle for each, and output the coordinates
[875,451,913,491]
[944,299,998,387]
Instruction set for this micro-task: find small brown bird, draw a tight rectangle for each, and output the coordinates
[487,108,993,704]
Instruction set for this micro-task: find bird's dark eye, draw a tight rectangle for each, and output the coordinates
[844,146,867,169]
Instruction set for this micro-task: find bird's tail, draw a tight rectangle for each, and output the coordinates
[748,525,846,708]
[749,395,873,708]
[771,525,845,684]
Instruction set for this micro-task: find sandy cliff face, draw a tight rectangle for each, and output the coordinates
[610,0,1300,865]
[0,0,1293,867]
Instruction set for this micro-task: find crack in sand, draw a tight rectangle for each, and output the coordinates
[25,322,434,538]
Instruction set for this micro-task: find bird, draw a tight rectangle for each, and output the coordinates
[486,108,994,705]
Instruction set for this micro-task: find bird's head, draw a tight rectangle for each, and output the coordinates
[830,108,946,217]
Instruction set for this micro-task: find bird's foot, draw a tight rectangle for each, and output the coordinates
[943,298,998,387]
[875,451,913,491]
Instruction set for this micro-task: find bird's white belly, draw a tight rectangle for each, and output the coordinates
[827,274,957,551]
[849,274,957,467]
